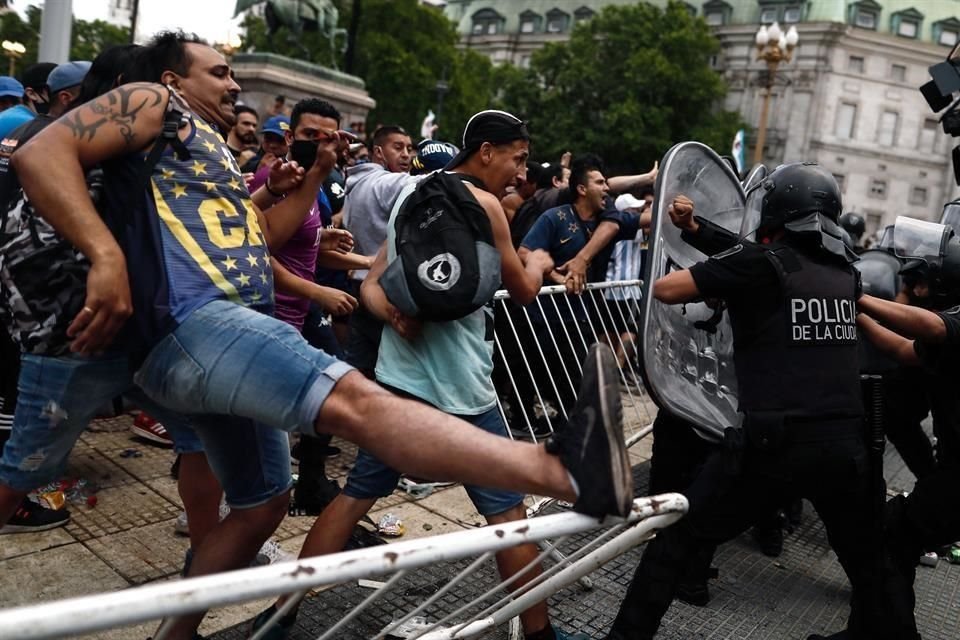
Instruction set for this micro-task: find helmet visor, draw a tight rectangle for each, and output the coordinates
[941,200,960,231]
[894,216,949,260]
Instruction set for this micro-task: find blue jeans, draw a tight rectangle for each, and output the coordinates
[343,406,524,517]
[134,300,354,436]
[0,353,199,490]
[0,352,291,508]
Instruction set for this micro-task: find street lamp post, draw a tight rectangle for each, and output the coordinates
[752,22,799,164]
[2,40,26,77]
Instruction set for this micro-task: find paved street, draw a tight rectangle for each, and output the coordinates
[2,412,960,639]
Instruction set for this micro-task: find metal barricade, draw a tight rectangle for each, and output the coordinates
[493,280,654,449]
[0,280,671,640]
[0,495,687,640]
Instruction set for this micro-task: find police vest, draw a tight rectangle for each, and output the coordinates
[733,243,862,421]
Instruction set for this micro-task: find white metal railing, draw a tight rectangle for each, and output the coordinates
[492,280,653,449]
[0,494,688,640]
[0,280,671,640]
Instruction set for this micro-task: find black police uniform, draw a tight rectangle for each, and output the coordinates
[607,237,884,640]
[883,305,960,639]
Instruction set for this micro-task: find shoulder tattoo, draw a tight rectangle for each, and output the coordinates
[59,84,165,146]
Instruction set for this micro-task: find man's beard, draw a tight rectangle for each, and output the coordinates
[239,132,258,145]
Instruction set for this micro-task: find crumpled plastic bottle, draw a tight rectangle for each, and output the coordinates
[377,513,405,537]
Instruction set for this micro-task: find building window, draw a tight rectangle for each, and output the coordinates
[760,7,778,23]
[849,0,880,30]
[546,9,570,34]
[519,11,541,34]
[471,9,505,35]
[919,118,939,153]
[869,178,887,199]
[909,186,929,206]
[848,55,865,73]
[834,174,846,192]
[877,110,899,147]
[898,20,918,38]
[866,212,883,235]
[891,64,906,82]
[706,10,725,25]
[783,6,802,23]
[892,8,924,39]
[836,102,857,139]
[573,6,595,24]
[933,18,960,46]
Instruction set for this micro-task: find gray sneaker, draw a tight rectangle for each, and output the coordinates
[546,343,633,518]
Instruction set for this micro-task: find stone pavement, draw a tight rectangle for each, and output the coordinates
[2,412,960,639]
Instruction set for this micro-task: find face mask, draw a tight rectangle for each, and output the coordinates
[289,139,319,169]
[30,95,49,115]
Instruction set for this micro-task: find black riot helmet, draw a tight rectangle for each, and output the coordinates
[893,215,960,305]
[757,162,851,261]
[840,212,866,245]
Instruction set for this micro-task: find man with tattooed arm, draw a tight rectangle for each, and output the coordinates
[14,31,631,640]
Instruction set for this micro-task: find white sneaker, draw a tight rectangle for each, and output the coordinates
[173,499,231,536]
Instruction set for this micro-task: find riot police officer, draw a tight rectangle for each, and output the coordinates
[858,216,960,640]
[841,211,867,252]
[606,163,887,640]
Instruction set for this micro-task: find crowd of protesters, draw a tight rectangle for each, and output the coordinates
[0,26,955,640]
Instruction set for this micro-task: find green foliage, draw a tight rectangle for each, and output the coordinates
[497,1,745,173]
[239,12,339,67]
[70,19,130,62]
[241,0,495,142]
[0,6,130,76]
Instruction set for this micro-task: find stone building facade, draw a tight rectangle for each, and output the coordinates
[444,0,960,233]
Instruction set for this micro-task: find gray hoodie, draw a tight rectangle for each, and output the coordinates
[343,163,420,280]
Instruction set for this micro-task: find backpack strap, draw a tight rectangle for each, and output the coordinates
[455,172,487,192]
[133,88,191,190]
[121,86,192,222]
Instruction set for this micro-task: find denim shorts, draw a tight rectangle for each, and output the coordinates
[134,300,354,436]
[0,353,205,492]
[343,406,524,517]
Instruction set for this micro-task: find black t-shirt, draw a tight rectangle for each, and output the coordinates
[688,242,784,358]
[689,241,780,301]
[914,305,960,376]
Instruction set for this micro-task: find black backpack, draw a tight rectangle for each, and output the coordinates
[380,171,501,322]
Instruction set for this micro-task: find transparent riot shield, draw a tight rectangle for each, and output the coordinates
[640,142,745,441]
[739,163,768,242]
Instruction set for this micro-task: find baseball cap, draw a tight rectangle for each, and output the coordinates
[411,139,460,175]
[615,193,648,211]
[445,110,529,170]
[46,61,92,93]
[0,76,24,99]
[261,115,290,136]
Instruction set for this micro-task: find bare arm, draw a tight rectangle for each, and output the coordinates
[257,144,336,251]
[271,258,357,316]
[858,294,947,342]
[470,184,552,305]
[13,82,169,354]
[857,313,921,366]
[557,220,620,294]
[360,245,422,340]
[653,270,700,304]
[316,250,374,271]
[607,161,658,195]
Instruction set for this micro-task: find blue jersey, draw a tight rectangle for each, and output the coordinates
[141,102,273,321]
[103,91,273,354]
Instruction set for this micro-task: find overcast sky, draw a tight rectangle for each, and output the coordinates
[18,0,246,45]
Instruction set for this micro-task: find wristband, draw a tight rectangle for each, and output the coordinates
[265,179,283,198]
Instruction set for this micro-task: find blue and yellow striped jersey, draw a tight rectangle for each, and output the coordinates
[146,111,274,322]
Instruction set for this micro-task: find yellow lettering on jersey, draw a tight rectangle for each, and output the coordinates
[198,197,246,249]
[151,181,240,301]
[239,198,266,247]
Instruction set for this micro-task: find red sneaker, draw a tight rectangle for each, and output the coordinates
[130,413,173,447]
